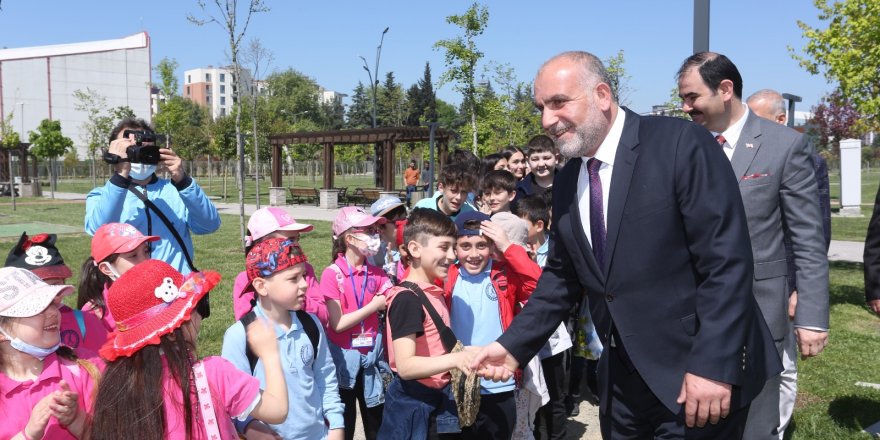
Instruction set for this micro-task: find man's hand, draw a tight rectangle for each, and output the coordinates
[676,373,732,428]
[159,148,185,183]
[108,134,135,177]
[471,341,519,382]
[868,299,880,316]
[795,328,828,358]
[788,291,798,320]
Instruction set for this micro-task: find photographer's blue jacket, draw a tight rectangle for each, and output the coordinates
[84,173,220,274]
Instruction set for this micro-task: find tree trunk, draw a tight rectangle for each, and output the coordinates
[470,103,478,154]
[223,159,228,200]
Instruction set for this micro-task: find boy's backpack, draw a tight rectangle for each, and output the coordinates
[240,309,319,373]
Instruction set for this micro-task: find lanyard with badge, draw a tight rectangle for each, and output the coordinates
[346,261,374,349]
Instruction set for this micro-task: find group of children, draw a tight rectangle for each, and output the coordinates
[0,139,601,440]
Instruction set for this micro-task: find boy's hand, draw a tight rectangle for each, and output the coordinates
[481,221,512,254]
[370,294,387,313]
[455,346,481,375]
[246,317,280,360]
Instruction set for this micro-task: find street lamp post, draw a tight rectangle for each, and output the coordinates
[359,27,389,188]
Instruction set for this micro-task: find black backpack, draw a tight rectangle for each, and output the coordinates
[240,309,320,373]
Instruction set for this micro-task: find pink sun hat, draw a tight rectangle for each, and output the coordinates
[331,206,386,239]
[246,207,313,246]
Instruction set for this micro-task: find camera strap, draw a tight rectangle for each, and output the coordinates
[127,184,199,273]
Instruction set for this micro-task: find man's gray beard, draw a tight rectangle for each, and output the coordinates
[556,123,603,158]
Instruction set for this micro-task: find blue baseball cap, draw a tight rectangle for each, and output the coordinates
[454,211,491,236]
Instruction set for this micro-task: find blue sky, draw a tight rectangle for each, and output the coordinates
[1,0,832,115]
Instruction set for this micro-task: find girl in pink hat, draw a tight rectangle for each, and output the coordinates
[232,207,328,325]
[321,207,393,440]
[90,260,288,440]
[0,267,102,440]
[77,222,159,331]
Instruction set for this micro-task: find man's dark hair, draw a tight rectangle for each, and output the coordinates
[481,169,517,194]
[526,134,557,157]
[447,148,481,177]
[404,208,457,247]
[438,162,474,191]
[514,195,550,231]
[109,118,154,144]
[676,52,743,100]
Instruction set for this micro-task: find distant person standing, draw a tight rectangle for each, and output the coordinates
[404,160,421,207]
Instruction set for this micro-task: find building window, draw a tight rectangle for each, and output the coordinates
[221,96,226,105]
[221,108,226,116]
[220,73,225,82]
[206,85,212,93]
[187,75,191,83]
[206,73,211,82]
[186,86,190,95]
[220,85,225,93]
[206,96,211,104]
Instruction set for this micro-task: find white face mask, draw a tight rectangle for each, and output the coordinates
[0,327,60,360]
[352,233,382,257]
[129,163,157,180]
[100,262,122,281]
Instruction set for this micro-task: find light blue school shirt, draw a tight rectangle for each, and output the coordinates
[222,303,344,439]
[449,261,515,394]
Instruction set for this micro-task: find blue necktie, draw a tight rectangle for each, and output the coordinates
[587,158,606,267]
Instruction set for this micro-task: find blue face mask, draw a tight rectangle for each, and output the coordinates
[129,163,157,181]
[0,327,60,361]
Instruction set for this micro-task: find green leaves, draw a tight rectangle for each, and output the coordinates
[791,0,880,127]
[28,119,73,160]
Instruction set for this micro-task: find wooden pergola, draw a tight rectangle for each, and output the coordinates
[267,127,454,191]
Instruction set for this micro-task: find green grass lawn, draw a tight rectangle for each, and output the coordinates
[1,198,879,439]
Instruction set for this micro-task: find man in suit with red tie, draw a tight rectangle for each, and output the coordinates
[677,52,829,440]
[473,51,781,439]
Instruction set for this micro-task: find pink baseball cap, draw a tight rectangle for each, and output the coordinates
[0,267,73,318]
[91,223,160,263]
[331,206,387,238]
[246,207,313,246]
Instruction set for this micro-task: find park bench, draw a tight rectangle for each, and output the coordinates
[348,187,382,207]
[288,187,319,205]
[335,187,349,205]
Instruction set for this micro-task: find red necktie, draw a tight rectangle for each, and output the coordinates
[715,134,727,147]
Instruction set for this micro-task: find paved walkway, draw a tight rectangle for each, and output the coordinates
[49,192,868,263]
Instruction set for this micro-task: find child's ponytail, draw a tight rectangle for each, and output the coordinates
[77,256,112,310]
[331,233,348,261]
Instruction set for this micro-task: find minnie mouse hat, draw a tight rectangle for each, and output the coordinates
[99,259,220,361]
[4,232,73,281]
[91,223,160,263]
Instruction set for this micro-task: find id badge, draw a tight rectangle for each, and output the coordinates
[351,332,374,348]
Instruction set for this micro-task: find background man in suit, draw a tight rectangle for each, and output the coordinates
[747,88,832,439]
[677,53,830,440]
[473,51,780,439]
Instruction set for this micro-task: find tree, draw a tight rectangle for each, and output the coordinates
[154,57,180,99]
[188,0,268,249]
[28,119,73,198]
[434,2,489,153]
[242,37,273,209]
[791,0,880,127]
[419,62,438,123]
[73,88,109,186]
[604,49,632,107]
[378,71,404,127]
[346,82,372,128]
[808,90,863,154]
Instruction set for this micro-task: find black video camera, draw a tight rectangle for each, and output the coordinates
[102,130,165,165]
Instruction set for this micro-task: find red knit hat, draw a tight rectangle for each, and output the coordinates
[99,260,220,361]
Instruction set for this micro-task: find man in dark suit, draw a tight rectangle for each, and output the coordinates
[677,53,829,440]
[473,51,780,439]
